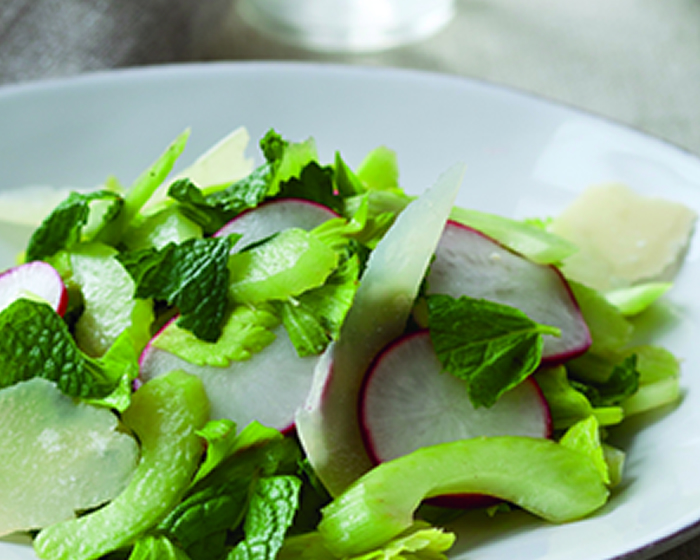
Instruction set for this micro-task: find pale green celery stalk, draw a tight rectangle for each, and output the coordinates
[356,146,401,192]
[97,130,190,246]
[449,206,578,264]
[69,242,153,358]
[317,437,608,557]
[34,371,209,560]
[152,304,279,367]
[559,416,610,485]
[568,280,633,355]
[228,228,338,305]
[603,444,626,488]
[605,283,672,316]
[269,137,318,195]
[621,345,681,415]
[344,190,412,218]
[122,206,203,251]
[534,367,623,429]
[279,522,454,560]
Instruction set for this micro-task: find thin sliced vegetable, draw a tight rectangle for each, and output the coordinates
[318,436,609,556]
[296,163,465,497]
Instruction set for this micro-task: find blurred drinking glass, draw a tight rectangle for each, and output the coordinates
[237,0,455,52]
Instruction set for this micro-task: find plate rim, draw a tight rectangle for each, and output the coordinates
[0,59,698,163]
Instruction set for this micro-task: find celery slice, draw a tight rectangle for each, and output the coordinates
[34,371,209,560]
[318,437,609,557]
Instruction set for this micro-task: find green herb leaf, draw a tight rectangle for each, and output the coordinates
[159,436,298,556]
[571,354,640,407]
[26,190,123,262]
[228,476,302,560]
[0,299,134,399]
[118,236,235,341]
[193,420,283,484]
[427,294,560,408]
[275,162,344,215]
[168,168,273,235]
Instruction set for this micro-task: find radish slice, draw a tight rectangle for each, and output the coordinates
[0,261,67,316]
[214,198,338,249]
[426,221,591,363]
[295,163,466,497]
[139,198,338,431]
[139,325,318,433]
[360,331,551,465]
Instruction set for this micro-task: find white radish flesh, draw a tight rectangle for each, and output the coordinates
[360,331,551,465]
[295,163,466,497]
[139,197,338,431]
[215,198,338,249]
[426,221,591,363]
[0,261,67,316]
[139,325,318,433]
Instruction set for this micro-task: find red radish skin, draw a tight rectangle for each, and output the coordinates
[0,261,68,316]
[360,330,551,508]
[426,221,591,364]
[214,198,338,248]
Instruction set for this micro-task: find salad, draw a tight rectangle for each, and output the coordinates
[0,126,695,560]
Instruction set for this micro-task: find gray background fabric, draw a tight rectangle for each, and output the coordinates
[2,1,700,558]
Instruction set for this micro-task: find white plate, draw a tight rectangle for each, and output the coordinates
[1,62,700,560]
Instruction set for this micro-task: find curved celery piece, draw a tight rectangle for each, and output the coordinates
[621,345,681,415]
[34,371,209,560]
[70,242,153,357]
[534,367,624,429]
[605,282,672,316]
[228,228,338,305]
[568,280,633,356]
[449,206,577,265]
[318,437,609,557]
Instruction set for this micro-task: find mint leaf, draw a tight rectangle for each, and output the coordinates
[228,476,302,560]
[26,190,123,261]
[427,294,560,408]
[158,437,299,555]
[278,301,330,357]
[571,354,640,407]
[275,162,344,215]
[194,420,282,484]
[260,129,288,163]
[118,236,235,341]
[334,152,367,197]
[0,299,133,399]
[168,168,273,235]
